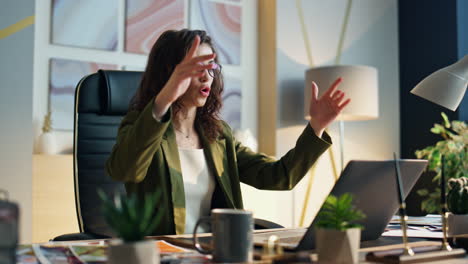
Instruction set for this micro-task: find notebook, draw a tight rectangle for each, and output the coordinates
[253,159,428,251]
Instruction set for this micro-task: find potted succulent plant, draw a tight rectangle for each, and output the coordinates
[447,177,468,236]
[415,112,467,214]
[315,193,365,264]
[98,190,162,264]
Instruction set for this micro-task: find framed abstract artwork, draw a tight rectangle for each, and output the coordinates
[51,0,118,50]
[190,0,242,65]
[125,0,185,54]
[221,75,242,129]
[49,58,117,130]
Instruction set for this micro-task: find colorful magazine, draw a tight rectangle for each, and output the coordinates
[16,240,203,263]
[16,245,39,264]
[32,244,83,264]
[69,245,107,263]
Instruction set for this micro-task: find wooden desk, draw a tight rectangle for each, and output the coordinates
[16,236,468,263]
[154,233,468,263]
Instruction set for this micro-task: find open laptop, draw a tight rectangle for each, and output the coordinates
[253,159,428,251]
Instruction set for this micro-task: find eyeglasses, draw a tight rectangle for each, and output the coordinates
[207,63,222,78]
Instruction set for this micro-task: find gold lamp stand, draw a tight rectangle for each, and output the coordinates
[366,212,466,263]
[366,155,466,263]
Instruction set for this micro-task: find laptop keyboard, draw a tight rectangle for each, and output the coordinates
[275,236,303,244]
[253,228,308,249]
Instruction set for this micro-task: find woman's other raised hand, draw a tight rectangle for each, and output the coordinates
[308,78,351,137]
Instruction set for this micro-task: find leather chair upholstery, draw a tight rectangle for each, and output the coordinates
[53,70,142,240]
[53,70,282,241]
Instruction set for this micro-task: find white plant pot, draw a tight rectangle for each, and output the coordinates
[448,213,468,236]
[107,240,159,264]
[316,228,361,264]
[37,132,58,155]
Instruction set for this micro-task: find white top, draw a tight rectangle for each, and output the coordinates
[178,148,215,234]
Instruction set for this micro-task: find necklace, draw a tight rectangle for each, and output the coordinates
[175,127,191,139]
[174,127,201,148]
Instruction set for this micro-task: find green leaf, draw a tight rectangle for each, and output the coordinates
[316,193,365,230]
[441,112,450,128]
[431,124,444,134]
[417,189,429,196]
[99,189,163,242]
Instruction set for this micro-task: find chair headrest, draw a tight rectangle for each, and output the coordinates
[100,70,143,115]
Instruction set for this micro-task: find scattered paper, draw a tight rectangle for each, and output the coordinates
[382,229,443,239]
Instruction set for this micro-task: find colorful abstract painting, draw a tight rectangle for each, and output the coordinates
[126,0,185,54]
[221,75,242,129]
[191,0,242,65]
[49,58,117,130]
[52,0,118,50]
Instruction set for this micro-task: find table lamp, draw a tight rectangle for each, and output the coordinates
[304,65,379,171]
[410,55,467,111]
[366,55,468,263]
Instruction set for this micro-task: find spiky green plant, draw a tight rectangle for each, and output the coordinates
[98,190,162,242]
[415,112,467,213]
[316,193,365,231]
[447,177,468,214]
[42,111,52,133]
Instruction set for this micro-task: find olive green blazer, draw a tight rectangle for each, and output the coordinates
[106,100,332,235]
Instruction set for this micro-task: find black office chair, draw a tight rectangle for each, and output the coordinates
[53,70,140,241]
[53,70,282,241]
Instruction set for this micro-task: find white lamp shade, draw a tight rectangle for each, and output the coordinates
[305,65,379,121]
[233,129,258,152]
[410,55,468,111]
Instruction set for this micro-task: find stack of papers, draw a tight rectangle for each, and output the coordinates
[389,214,442,226]
[383,214,443,239]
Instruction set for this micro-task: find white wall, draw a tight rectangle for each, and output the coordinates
[243,0,400,228]
[0,0,35,243]
[281,0,400,226]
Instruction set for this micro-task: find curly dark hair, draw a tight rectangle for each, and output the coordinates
[130,29,224,142]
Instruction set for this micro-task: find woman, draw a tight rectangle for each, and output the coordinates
[106,29,350,235]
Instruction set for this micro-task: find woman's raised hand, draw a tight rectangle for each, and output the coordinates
[153,36,216,119]
[308,78,351,137]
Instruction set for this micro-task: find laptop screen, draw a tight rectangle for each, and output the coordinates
[157,160,429,253]
[295,159,428,251]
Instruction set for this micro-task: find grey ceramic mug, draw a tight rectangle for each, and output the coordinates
[193,209,253,263]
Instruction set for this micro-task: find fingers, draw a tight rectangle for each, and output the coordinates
[332,90,349,110]
[185,35,201,59]
[332,90,344,102]
[189,53,216,64]
[179,62,216,73]
[322,77,343,98]
[311,81,318,102]
[338,98,351,111]
[175,54,217,76]
[178,63,217,79]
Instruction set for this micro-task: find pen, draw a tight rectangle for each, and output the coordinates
[441,155,447,213]
[393,153,406,216]
[393,152,414,256]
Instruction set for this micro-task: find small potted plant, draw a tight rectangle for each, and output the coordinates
[37,111,58,154]
[315,193,365,264]
[98,190,162,264]
[415,112,467,214]
[447,177,468,236]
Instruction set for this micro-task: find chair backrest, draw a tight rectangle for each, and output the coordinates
[74,70,143,237]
